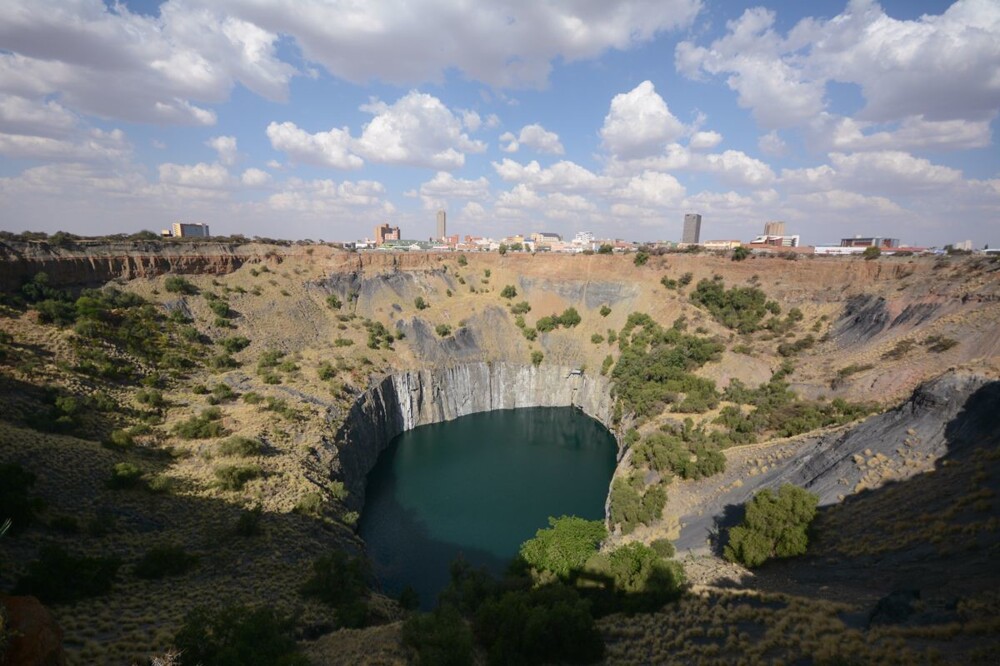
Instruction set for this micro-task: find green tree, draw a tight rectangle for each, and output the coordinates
[732,246,750,261]
[402,606,474,666]
[519,516,607,579]
[724,484,819,567]
[531,350,544,366]
[414,296,429,310]
[633,251,650,266]
[174,605,308,666]
[863,245,881,260]
[498,243,508,255]
[597,243,613,254]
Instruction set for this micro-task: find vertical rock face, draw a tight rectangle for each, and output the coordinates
[332,362,617,510]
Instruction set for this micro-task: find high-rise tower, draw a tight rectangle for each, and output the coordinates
[436,209,446,240]
[682,213,702,244]
[764,221,786,236]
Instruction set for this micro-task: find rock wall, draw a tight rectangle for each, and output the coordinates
[332,362,618,510]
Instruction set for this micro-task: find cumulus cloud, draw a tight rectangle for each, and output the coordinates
[492,159,612,193]
[676,0,1000,135]
[807,113,993,153]
[207,135,238,166]
[758,130,787,156]
[0,127,130,162]
[158,161,234,189]
[498,124,563,155]
[266,121,362,170]
[354,91,486,169]
[600,81,686,159]
[211,0,702,89]
[0,0,296,125]
[689,131,723,150]
[241,167,271,187]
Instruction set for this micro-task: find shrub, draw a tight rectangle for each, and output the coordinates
[600,355,613,376]
[536,316,558,332]
[777,335,816,357]
[174,605,308,666]
[591,333,604,344]
[650,538,676,559]
[633,251,649,266]
[136,388,165,408]
[326,294,342,309]
[300,552,369,628]
[457,254,467,266]
[173,408,228,439]
[474,583,604,665]
[218,336,250,353]
[531,351,544,366]
[414,296,429,310]
[863,246,881,260]
[558,307,581,327]
[164,276,198,295]
[600,305,611,317]
[519,516,606,579]
[235,505,263,537]
[522,327,537,341]
[731,246,750,261]
[925,335,958,353]
[402,606,474,666]
[724,484,819,568]
[333,337,354,347]
[594,542,685,613]
[500,285,517,299]
[609,477,666,535]
[135,545,199,579]
[597,244,613,254]
[510,301,531,314]
[218,436,261,457]
[107,462,144,489]
[214,464,262,491]
[317,361,335,380]
[14,545,120,604]
[436,324,452,337]
[882,338,916,360]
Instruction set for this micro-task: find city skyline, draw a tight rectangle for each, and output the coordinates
[0,0,998,247]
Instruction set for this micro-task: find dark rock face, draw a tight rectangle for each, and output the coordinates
[832,295,891,346]
[517,276,639,310]
[0,595,67,666]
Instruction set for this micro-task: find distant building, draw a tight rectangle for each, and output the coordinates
[751,234,800,247]
[955,240,973,251]
[840,236,899,248]
[530,232,562,245]
[171,222,210,238]
[682,213,702,244]
[763,221,786,236]
[436,210,446,240]
[573,231,594,245]
[374,223,401,246]
[703,240,742,251]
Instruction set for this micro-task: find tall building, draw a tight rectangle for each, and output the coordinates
[436,210,446,240]
[682,213,702,244]
[763,221,786,236]
[171,222,210,238]
[374,223,401,246]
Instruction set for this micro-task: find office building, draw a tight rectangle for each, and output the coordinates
[171,222,210,238]
[682,213,702,244]
[763,221,786,236]
[374,223,401,246]
[840,236,899,248]
[436,210,446,240]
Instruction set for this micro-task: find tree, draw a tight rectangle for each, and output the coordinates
[732,246,750,261]
[500,285,517,299]
[724,484,818,568]
[633,251,649,266]
[498,243,508,255]
[862,245,881,260]
[597,244,614,255]
[531,351,544,366]
[414,296,429,310]
[519,516,607,579]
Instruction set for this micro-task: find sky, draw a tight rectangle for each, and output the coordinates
[0,0,998,247]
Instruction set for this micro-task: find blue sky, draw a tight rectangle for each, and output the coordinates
[0,0,997,247]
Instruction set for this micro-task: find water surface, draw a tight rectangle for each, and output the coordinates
[359,407,617,608]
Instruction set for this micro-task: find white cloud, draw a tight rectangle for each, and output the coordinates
[614,170,686,207]
[689,131,722,150]
[265,121,363,170]
[807,113,993,152]
[267,178,390,214]
[158,161,233,189]
[241,167,271,187]
[0,127,130,162]
[702,150,775,187]
[207,135,238,166]
[355,91,486,169]
[758,130,787,156]
[499,131,519,153]
[601,81,686,159]
[492,159,612,193]
[676,0,1000,130]
[417,171,491,209]
[515,124,564,155]
[0,0,296,125]
[0,94,76,137]
[216,0,702,89]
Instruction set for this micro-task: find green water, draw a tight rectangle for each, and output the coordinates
[358,407,617,609]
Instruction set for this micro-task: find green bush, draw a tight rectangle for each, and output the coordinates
[174,605,308,666]
[164,276,198,295]
[135,545,199,579]
[218,436,261,457]
[633,251,649,266]
[457,255,468,266]
[436,324,452,337]
[135,388,165,408]
[519,516,607,579]
[317,361,335,380]
[597,244,613,254]
[591,333,604,344]
[218,336,251,353]
[531,351,543,366]
[326,294,342,309]
[14,545,120,604]
[600,305,612,317]
[300,552,368,628]
[592,542,685,613]
[414,296,429,310]
[600,354,614,376]
[474,583,604,666]
[173,408,228,439]
[107,462,144,489]
[235,506,263,537]
[650,538,676,559]
[402,606,474,666]
[214,464,261,491]
[689,278,777,333]
[334,337,354,347]
[558,307,581,327]
[863,246,881,260]
[609,477,666,535]
[510,301,531,314]
[500,285,517,298]
[925,335,958,353]
[724,484,819,568]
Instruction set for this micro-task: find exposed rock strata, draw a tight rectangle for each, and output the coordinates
[331,362,617,510]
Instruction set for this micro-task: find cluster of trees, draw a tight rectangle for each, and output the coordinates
[633,422,726,482]
[610,312,724,418]
[688,277,780,333]
[609,476,667,535]
[535,307,582,333]
[403,516,687,665]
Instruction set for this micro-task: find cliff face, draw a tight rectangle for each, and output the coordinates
[331,362,618,510]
